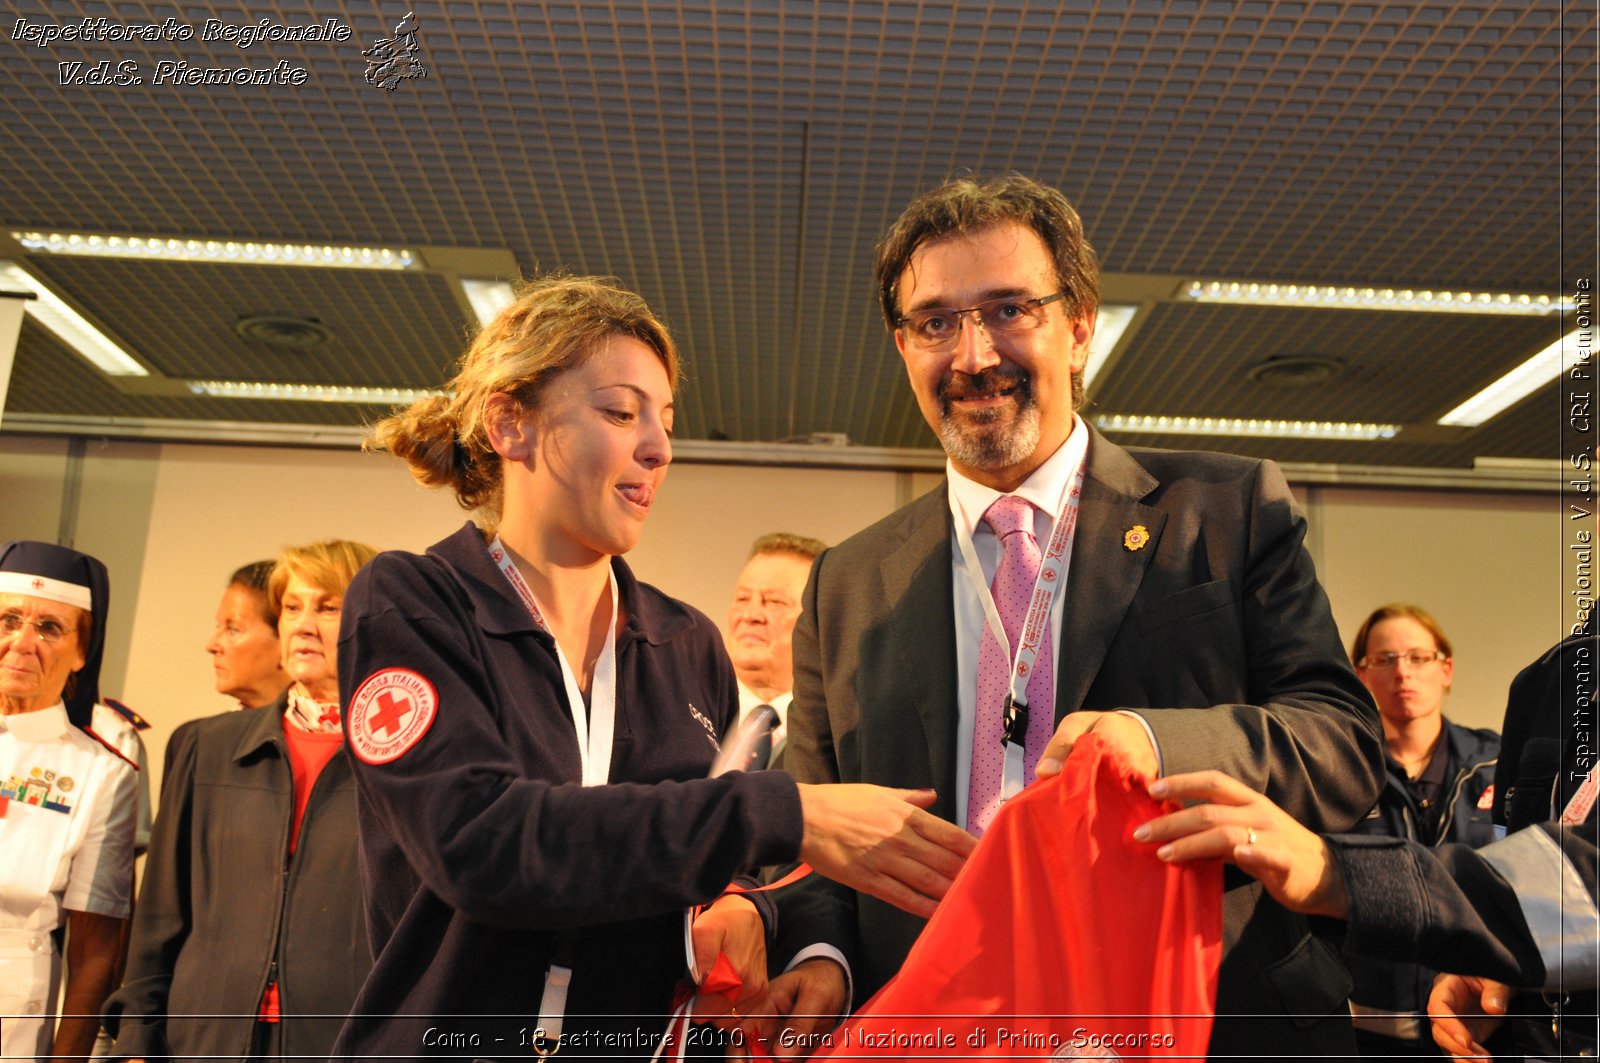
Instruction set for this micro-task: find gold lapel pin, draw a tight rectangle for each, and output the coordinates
[1123,525,1150,551]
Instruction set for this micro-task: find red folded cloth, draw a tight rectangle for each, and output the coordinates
[814,734,1222,1061]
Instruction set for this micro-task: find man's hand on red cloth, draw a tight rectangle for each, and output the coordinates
[743,957,848,1061]
[1035,710,1158,780]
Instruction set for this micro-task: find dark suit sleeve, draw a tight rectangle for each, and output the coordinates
[771,546,859,970]
[1135,459,1384,833]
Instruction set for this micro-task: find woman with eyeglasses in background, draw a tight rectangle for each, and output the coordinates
[1343,604,1500,1059]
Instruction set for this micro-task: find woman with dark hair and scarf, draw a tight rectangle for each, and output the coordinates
[0,540,138,1062]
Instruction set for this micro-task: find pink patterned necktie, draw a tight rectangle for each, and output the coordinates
[966,494,1055,836]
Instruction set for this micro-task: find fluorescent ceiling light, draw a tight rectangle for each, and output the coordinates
[1181,279,1570,316]
[185,380,443,404]
[13,230,416,270]
[0,260,148,376]
[460,278,516,328]
[1436,328,1579,427]
[1081,303,1138,388]
[1096,413,1400,441]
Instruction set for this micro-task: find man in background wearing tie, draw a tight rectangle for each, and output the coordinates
[768,174,1383,1060]
[725,533,826,770]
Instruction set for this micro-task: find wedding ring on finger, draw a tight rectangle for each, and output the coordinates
[1245,827,1258,846]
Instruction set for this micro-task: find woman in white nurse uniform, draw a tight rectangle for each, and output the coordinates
[0,541,137,1062]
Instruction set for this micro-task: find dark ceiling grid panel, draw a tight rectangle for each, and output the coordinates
[1098,370,1562,468]
[1199,4,1560,288]
[633,3,722,444]
[1093,302,1556,423]
[660,4,789,446]
[0,0,1589,469]
[793,1,932,450]
[23,257,471,388]
[7,319,362,426]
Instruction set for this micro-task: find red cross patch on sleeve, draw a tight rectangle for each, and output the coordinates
[348,668,439,765]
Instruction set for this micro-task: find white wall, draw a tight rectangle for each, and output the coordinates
[1,434,1571,795]
[1309,485,1571,732]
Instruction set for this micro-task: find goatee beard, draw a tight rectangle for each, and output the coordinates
[937,369,1040,471]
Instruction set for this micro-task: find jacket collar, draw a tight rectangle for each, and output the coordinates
[1442,717,1500,769]
[232,690,290,763]
[877,487,963,814]
[1052,425,1167,719]
[427,521,697,648]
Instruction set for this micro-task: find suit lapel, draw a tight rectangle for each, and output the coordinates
[876,487,961,810]
[1055,429,1167,721]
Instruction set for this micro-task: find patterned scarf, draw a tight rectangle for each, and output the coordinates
[283,684,342,734]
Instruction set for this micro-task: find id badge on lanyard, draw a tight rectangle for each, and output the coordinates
[489,536,618,787]
[951,463,1085,803]
[489,536,618,1051]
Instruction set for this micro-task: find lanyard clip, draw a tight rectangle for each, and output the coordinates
[1001,693,1029,748]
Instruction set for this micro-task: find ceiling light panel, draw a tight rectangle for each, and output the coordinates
[184,380,443,404]
[0,260,148,376]
[1181,280,1571,316]
[1096,413,1400,441]
[460,278,516,328]
[1080,303,1139,389]
[1093,302,1556,427]
[1436,328,1579,427]
[21,256,469,388]
[13,231,417,270]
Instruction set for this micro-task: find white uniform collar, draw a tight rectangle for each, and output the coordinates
[0,701,73,742]
[947,414,1088,538]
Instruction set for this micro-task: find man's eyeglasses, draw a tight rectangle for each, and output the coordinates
[0,611,75,644]
[1357,650,1447,671]
[896,293,1066,353]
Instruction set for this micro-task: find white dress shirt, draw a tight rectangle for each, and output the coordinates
[736,681,791,749]
[946,416,1089,829]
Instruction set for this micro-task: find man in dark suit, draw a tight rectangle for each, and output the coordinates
[765,174,1384,1059]
[725,533,827,770]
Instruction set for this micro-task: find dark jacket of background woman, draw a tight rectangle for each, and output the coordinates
[1345,718,1499,1039]
[103,695,370,1062]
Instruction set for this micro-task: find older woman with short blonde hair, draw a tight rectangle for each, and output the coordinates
[104,539,378,1063]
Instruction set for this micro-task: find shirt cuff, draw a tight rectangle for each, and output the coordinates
[785,944,853,1020]
[1114,710,1163,776]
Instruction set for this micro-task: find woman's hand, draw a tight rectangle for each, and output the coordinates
[797,784,976,919]
[1132,770,1350,919]
[688,893,767,1020]
[1427,974,1509,1061]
